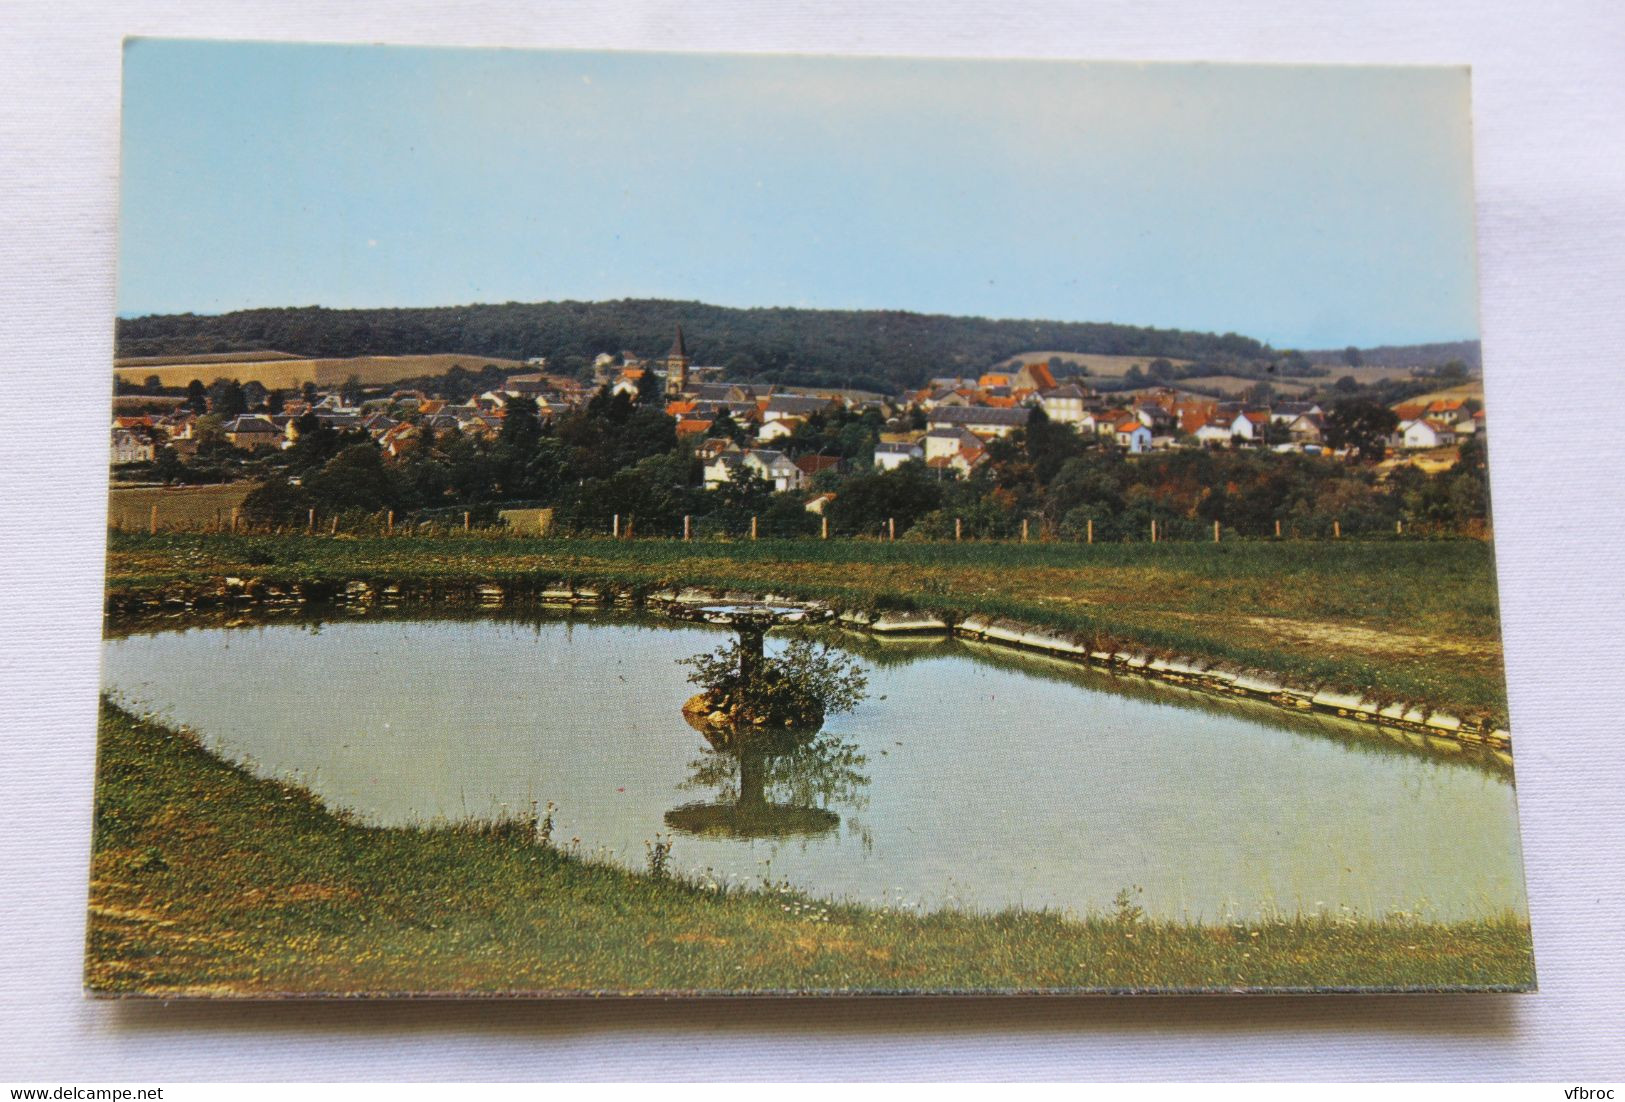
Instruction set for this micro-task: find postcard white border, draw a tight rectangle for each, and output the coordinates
[3,0,1624,1082]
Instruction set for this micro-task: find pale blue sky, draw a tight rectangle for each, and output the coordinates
[118,41,1480,348]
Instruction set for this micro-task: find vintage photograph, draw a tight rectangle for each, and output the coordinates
[91,41,1532,995]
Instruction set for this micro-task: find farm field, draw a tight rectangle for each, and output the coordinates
[114,349,304,367]
[994,351,1194,377]
[1397,379,1486,410]
[1309,363,1428,385]
[1177,374,1314,398]
[112,352,525,391]
[105,532,1511,723]
[107,482,256,531]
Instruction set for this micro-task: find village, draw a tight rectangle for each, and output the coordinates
[111,325,1486,510]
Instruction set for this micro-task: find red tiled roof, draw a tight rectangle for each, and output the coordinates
[1024,363,1058,390]
[795,454,841,475]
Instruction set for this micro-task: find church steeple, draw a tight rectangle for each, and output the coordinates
[665,323,691,396]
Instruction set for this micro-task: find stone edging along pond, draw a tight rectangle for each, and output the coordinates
[104,574,1512,765]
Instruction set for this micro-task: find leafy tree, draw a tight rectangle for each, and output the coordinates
[636,366,663,405]
[826,463,942,537]
[306,443,398,512]
[1323,399,1400,463]
[707,409,748,444]
[241,478,314,524]
[206,378,246,420]
[1343,346,1363,368]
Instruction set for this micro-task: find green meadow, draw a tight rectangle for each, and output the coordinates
[106,531,1510,723]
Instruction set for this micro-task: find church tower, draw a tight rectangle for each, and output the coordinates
[664,324,691,397]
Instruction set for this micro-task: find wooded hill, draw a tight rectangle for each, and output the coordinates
[115,300,1274,393]
[1304,339,1481,371]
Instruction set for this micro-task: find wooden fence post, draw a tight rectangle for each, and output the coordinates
[955,516,962,542]
[330,516,339,536]
[751,515,758,541]
[1275,519,1282,539]
[1333,519,1341,539]
[888,517,895,542]
[215,506,223,533]
[230,507,240,535]
[463,511,471,532]
[820,515,828,540]
[149,504,158,535]
[1213,519,1221,543]
[625,515,634,539]
[612,513,620,539]
[1150,519,1157,544]
[1396,519,1403,535]
[307,508,316,534]
[1086,518,1094,545]
[683,514,691,541]
[1021,518,1029,543]
[386,510,394,536]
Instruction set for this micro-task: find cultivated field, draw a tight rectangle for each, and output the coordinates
[995,351,1194,377]
[107,483,256,531]
[114,350,304,367]
[1178,374,1314,398]
[1309,364,1428,385]
[112,353,526,391]
[1397,379,1486,409]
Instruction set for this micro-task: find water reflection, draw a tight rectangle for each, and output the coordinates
[665,716,870,840]
[100,611,1528,919]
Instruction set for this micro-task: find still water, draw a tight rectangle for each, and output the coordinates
[102,612,1528,921]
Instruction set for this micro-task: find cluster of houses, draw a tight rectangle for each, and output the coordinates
[882,367,1484,469]
[1392,397,1486,450]
[111,384,547,465]
[112,329,1483,495]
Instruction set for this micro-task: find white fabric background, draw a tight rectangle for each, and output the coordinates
[3,0,1622,1081]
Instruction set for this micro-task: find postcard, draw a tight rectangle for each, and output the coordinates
[91,41,1532,995]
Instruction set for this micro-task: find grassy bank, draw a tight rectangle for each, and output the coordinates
[86,701,1534,995]
[106,532,1510,722]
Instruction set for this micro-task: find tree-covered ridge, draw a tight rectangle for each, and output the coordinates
[1303,340,1482,371]
[115,299,1273,392]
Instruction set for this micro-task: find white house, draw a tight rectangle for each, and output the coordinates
[1038,384,1090,426]
[703,448,804,492]
[1402,419,1458,450]
[1194,416,1236,445]
[924,426,982,463]
[873,441,925,470]
[609,370,647,399]
[1229,410,1271,442]
[1113,420,1152,454]
[111,427,155,465]
[756,417,801,445]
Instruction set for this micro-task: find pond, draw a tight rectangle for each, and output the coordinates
[102,610,1528,922]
